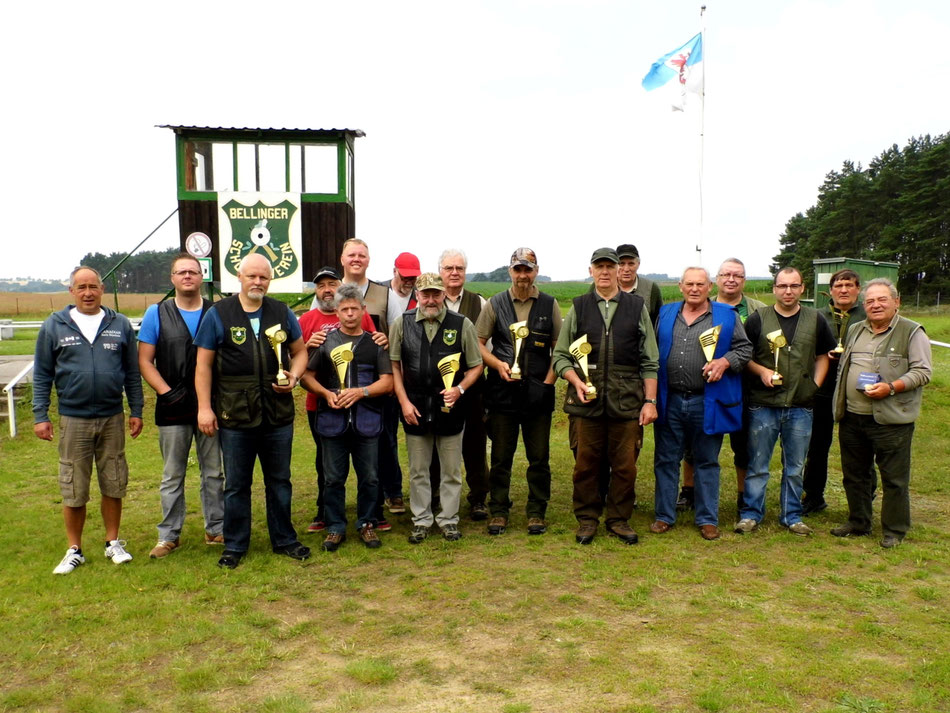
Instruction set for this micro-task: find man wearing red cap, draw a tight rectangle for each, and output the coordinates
[387,252,421,328]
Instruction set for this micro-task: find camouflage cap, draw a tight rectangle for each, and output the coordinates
[415,272,445,292]
[509,247,538,269]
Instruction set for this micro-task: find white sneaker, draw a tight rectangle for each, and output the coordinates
[734,518,759,534]
[53,546,85,575]
[104,539,133,564]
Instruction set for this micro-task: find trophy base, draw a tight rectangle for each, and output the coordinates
[441,405,452,413]
[509,372,522,381]
[276,374,290,386]
[833,345,845,354]
[770,374,783,386]
[585,386,597,400]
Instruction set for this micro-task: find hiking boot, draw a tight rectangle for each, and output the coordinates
[606,522,639,545]
[831,523,871,538]
[53,547,85,575]
[527,517,547,535]
[385,496,406,515]
[442,524,462,541]
[487,516,507,535]
[575,521,597,545]
[322,532,346,552]
[359,524,382,549]
[470,503,489,521]
[149,539,180,558]
[408,526,429,544]
[880,534,903,549]
[105,540,133,564]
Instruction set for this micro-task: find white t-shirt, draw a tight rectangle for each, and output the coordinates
[387,288,413,326]
[69,307,105,344]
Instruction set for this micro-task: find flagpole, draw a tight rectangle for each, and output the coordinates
[697,4,706,263]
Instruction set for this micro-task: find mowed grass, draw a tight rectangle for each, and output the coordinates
[1,302,948,713]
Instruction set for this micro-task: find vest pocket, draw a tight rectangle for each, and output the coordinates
[217,387,259,426]
[617,374,644,413]
[155,384,197,425]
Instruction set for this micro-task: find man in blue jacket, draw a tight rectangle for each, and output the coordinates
[651,267,752,540]
[33,266,144,574]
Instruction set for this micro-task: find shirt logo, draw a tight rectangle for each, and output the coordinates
[443,329,458,346]
[230,326,247,345]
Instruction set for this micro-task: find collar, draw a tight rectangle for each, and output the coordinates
[508,285,540,302]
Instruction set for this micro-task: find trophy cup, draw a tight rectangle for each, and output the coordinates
[508,321,529,380]
[568,335,597,400]
[263,325,289,386]
[437,353,462,412]
[830,306,851,354]
[698,325,722,381]
[766,329,787,386]
[329,341,354,389]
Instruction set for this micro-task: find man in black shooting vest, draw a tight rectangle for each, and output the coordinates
[390,273,483,544]
[554,248,659,545]
[476,248,562,537]
[138,253,224,559]
[195,253,311,569]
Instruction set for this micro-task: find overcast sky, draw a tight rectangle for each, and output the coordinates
[2,0,947,284]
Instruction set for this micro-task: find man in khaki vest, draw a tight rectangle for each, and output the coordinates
[831,278,931,548]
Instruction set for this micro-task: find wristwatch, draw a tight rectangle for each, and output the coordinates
[458,385,466,396]
[646,398,658,405]
[362,387,370,398]
[887,382,896,396]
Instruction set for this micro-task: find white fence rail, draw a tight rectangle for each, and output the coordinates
[2,361,34,438]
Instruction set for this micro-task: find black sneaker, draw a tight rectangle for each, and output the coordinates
[273,542,311,560]
[801,499,828,515]
[217,550,244,569]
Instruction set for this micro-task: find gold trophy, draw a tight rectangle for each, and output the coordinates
[508,321,529,380]
[830,306,851,354]
[568,335,597,400]
[698,325,722,381]
[437,353,462,412]
[766,329,787,386]
[329,341,354,389]
[263,325,289,386]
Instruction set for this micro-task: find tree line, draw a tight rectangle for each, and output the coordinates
[79,248,180,293]
[772,133,950,298]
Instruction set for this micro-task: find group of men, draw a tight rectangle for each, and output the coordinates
[33,242,931,574]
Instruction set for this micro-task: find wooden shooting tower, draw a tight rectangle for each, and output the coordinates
[160,125,363,292]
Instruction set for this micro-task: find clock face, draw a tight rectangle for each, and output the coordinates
[186,232,212,258]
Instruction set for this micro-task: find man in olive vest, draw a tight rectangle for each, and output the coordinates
[138,253,224,559]
[738,266,836,536]
[429,249,490,520]
[801,268,867,515]
[554,248,658,545]
[651,267,751,541]
[831,278,931,548]
[617,244,663,326]
[476,248,562,536]
[390,273,483,544]
[195,253,311,569]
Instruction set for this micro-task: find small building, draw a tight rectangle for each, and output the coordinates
[160,125,363,293]
[812,257,899,310]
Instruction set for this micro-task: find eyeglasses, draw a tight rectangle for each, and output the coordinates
[441,265,465,272]
[775,283,803,291]
[718,272,745,280]
[172,270,201,277]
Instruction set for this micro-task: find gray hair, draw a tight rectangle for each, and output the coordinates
[438,249,468,270]
[237,253,274,279]
[680,266,710,282]
[334,283,365,308]
[862,277,899,301]
[70,265,103,286]
[719,257,746,271]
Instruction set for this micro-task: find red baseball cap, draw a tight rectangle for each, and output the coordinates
[394,252,421,277]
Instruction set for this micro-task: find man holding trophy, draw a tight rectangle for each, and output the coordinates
[195,253,311,569]
[651,268,752,540]
[477,248,562,536]
[390,273,483,544]
[553,248,659,545]
[801,268,866,515]
[739,267,836,536]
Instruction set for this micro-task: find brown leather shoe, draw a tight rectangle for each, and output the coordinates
[700,524,721,540]
[606,522,639,545]
[649,520,672,534]
[575,521,597,545]
[487,516,508,535]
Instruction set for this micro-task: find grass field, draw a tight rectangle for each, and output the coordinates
[1,293,948,713]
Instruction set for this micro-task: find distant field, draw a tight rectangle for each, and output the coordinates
[0,292,166,319]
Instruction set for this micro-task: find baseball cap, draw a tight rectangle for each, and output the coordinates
[616,244,640,259]
[312,266,341,282]
[415,272,445,292]
[394,252,421,277]
[509,247,538,269]
[590,248,619,264]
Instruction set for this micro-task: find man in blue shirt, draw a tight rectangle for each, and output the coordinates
[194,253,310,569]
[138,253,224,558]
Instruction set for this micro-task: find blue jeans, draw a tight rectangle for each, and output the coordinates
[653,391,724,527]
[743,406,813,526]
[219,424,298,553]
[157,424,224,541]
[320,428,380,534]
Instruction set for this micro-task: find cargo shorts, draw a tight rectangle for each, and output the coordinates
[58,413,129,506]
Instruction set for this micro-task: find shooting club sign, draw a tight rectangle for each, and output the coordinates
[217,192,303,294]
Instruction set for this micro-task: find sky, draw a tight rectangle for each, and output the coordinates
[2,0,948,284]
